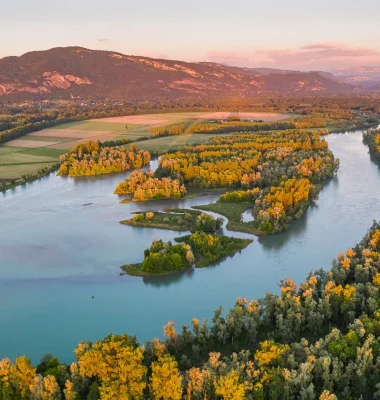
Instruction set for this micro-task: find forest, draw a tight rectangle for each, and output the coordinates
[363,128,380,160]
[1,222,380,399]
[58,142,151,177]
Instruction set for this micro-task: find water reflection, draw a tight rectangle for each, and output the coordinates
[142,267,195,287]
[258,210,309,250]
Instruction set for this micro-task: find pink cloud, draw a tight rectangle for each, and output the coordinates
[301,43,341,50]
[207,43,380,71]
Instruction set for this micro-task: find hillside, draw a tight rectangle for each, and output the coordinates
[0,47,360,101]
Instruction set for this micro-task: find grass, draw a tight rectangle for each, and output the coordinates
[193,201,264,235]
[135,133,232,152]
[21,148,66,158]
[17,136,70,142]
[53,120,140,132]
[0,162,54,179]
[0,145,65,179]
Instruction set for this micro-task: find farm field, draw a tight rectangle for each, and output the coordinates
[194,111,290,121]
[135,132,231,151]
[0,111,289,179]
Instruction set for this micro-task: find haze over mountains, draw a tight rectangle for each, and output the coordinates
[0,46,378,102]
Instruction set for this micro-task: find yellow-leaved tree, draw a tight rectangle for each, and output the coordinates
[149,355,183,400]
[9,356,36,399]
[76,334,147,400]
[214,370,246,400]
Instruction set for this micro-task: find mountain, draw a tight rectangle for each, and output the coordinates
[0,47,361,101]
[330,67,380,89]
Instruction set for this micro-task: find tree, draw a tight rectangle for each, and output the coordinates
[214,370,245,400]
[149,355,182,400]
[30,375,61,400]
[9,356,36,399]
[77,334,146,400]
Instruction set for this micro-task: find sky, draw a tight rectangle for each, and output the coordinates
[1,0,380,71]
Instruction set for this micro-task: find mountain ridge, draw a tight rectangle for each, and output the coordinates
[0,46,363,101]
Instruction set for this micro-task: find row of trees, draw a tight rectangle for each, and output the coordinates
[58,142,151,177]
[1,222,380,399]
[149,124,186,138]
[186,121,298,135]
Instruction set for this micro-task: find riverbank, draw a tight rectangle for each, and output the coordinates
[193,202,265,235]
[0,162,60,192]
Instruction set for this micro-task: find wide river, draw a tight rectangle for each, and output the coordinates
[1,130,380,363]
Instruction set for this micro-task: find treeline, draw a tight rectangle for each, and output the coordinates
[363,128,380,160]
[58,142,151,177]
[187,120,298,134]
[2,95,380,144]
[2,222,380,399]
[149,123,186,138]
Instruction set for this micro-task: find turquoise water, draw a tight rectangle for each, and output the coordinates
[1,131,379,363]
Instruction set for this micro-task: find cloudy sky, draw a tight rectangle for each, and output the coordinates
[1,0,379,71]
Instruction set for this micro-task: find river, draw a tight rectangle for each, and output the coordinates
[0,130,379,363]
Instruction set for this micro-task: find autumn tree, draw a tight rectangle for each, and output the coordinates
[76,334,146,400]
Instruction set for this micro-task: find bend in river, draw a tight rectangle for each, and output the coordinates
[1,130,380,363]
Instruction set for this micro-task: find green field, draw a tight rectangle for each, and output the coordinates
[135,133,231,152]
[0,111,289,180]
[0,145,63,179]
[52,120,141,132]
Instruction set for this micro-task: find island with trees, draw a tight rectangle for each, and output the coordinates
[121,239,195,276]
[121,209,223,232]
[58,141,151,177]
[114,170,186,201]
[121,231,253,276]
